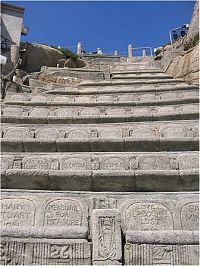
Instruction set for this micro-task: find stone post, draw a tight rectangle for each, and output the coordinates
[77,42,82,55]
[128,44,132,58]
[142,49,146,57]
[92,209,122,265]
[114,50,119,56]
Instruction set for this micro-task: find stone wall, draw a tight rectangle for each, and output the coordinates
[1,2,25,75]
[166,44,199,85]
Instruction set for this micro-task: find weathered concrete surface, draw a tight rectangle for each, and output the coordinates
[166,44,199,85]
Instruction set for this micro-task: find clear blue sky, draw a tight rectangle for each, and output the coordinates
[9,1,195,54]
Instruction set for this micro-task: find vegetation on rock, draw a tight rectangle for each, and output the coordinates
[184,34,199,51]
[51,46,78,61]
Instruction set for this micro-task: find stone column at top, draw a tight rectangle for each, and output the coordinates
[77,42,82,55]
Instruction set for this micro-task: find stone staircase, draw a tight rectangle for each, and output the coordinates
[1,58,199,265]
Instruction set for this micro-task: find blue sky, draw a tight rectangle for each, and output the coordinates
[9,1,195,54]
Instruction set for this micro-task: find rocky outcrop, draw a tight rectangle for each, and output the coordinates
[20,43,65,73]
[58,58,86,68]
[166,44,199,85]
[185,1,199,44]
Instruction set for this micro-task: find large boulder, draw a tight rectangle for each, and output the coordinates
[20,43,66,73]
[166,44,199,85]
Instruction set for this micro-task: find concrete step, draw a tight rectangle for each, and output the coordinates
[3,88,199,106]
[1,121,198,152]
[35,83,197,95]
[1,103,199,124]
[110,69,165,75]
[78,78,184,88]
[111,73,173,80]
[1,190,198,220]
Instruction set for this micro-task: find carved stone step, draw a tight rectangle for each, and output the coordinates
[78,78,184,88]
[1,121,198,152]
[1,190,198,229]
[1,103,199,124]
[37,83,197,95]
[111,73,173,79]
[3,88,199,106]
[1,152,198,191]
[1,190,198,265]
[110,69,165,75]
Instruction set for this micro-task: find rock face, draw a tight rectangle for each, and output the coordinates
[20,43,66,72]
[166,44,199,85]
[186,1,199,44]
[1,54,199,265]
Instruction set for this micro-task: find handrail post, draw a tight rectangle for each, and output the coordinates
[77,42,82,55]
[128,44,132,58]
[142,49,146,57]
[114,50,119,56]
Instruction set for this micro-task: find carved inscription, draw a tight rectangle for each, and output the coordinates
[178,155,199,170]
[161,126,186,138]
[61,157,88,170]
[180,202,199,230]
[56,109,73,117]
[152,245,172,264]
[3,107,22,117]
[101,157,126,170]
[97,95,113,102]
[98,217,117,259]
[4,127,30,139]
[1,157,13,171]
[30,96,47,102]
[79,108,100,117]
[29,108,49,117]
[138,156,170,170]
[67,129,89,139]
[23,158,49,170]
[54,96,71,102]
[0,241,26,265]
[125,244,199,265]
[32,242,91,265]
[105,108,126,116]
[1,199,35,226]
[125,203,173,230]
[129,127,156,138]
[99,128,122,138]
[35,128,58,139]
[44,199,83,226]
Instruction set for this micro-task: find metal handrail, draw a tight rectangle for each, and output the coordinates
[131,46,153,56]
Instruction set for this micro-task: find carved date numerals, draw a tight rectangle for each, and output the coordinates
[50,245,70,259]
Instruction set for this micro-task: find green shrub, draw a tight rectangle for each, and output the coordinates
[51,46,78,61]
[184,34,199,51]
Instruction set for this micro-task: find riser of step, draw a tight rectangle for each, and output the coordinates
[78,79,184,87]
[40,84,197,95]
[2,139,198,152]
[2,105,199,124]
[2,113,198,124]
[1,169,198,192]
[2,121,198,140]
[4,89,199,105]
[1,152,198,172]
[1,190,198,223]
[111,74,172,79]
[110,70,165,74]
